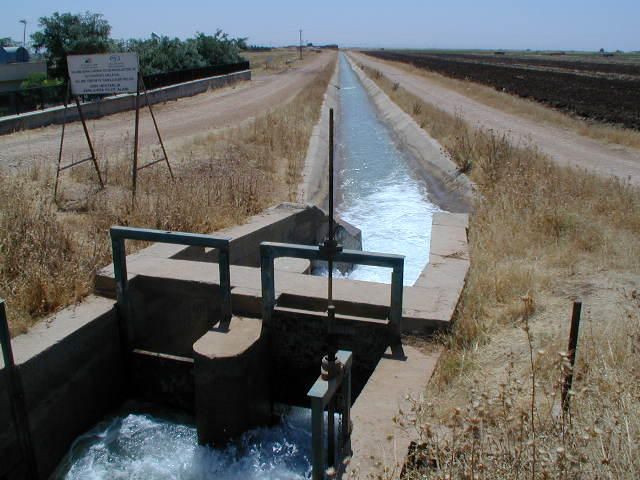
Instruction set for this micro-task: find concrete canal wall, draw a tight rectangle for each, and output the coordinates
[345,53,474,208]
[297,57,339,207]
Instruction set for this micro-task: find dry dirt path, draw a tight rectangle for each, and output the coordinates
[0,51,335,171]
[351,51,640,186]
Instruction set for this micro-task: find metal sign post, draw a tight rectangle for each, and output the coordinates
[56,52,142,201]
[56,53,173,204]
[54,82,105,202]
[131,72,174,202]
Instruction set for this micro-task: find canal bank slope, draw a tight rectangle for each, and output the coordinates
[351,51,640,187]
[297,55,339,207]
[345,53,473,212]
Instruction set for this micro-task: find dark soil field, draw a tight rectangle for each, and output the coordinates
[365,50,640,129]
[423,52,640,77]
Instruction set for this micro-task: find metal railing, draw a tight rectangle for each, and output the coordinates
[308,350,353,480]
[0,299,38,479]
[259,242,404,335]
[259,242,404,479]
[109,227,232,349]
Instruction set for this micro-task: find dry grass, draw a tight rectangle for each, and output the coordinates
[0,55,336,336]
[243,47,320,76]
[362,56,640,150]
[362,64,640,478]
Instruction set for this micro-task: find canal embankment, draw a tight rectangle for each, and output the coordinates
[345,52,474,211]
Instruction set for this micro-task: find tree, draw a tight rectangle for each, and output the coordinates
[122,34,206,75]
[0,37,18,47]
[31,12,112,79]
[121,31,247,75]
[191,31,246,66]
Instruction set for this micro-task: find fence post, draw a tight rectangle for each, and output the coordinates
[562,301,582,412]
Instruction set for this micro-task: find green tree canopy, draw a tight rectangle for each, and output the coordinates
[31,12,112,79]
[120,31,247,76]
[0,37,18,47]
[29,10,247,79]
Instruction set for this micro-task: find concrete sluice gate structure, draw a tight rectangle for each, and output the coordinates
[1,52,471,479]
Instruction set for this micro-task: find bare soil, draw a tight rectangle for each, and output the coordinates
[0,51,334,172]
[365,51,640,128]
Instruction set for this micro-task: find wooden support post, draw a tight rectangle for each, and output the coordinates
[562,300,582,412]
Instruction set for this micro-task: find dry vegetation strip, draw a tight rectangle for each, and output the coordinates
[0,55,336,336]
[361,64,640,478]
[361,55,640,150]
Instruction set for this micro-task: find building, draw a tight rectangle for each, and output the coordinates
[0,46,31,64]
[0,46,47,93]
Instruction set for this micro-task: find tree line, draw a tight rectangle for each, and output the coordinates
[29,11,248,80]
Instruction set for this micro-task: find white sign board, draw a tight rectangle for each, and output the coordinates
[67,53,139,95]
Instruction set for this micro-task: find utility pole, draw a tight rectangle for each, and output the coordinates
[19,19,27,48]
[299,29,303,60]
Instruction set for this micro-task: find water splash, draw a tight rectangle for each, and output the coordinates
[54,408,313,480]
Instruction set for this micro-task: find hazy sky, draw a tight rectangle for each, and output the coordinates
[2,0,638,52]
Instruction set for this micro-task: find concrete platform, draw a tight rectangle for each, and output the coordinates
[345,345,441,479]
[95,212,469,333]
[96,256,455,331]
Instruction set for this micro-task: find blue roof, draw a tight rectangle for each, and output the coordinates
[0,46,30,64]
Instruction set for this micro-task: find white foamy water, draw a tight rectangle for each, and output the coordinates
[54,408,312,479]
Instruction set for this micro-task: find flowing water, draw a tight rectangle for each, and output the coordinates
[54,52,443,479]
[54,406,312,480]
[336,53,440,285]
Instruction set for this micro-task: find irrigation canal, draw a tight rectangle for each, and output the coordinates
[53,52,444,479]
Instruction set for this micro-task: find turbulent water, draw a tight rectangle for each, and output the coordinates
[54,407,313,480]
[55,52,442,479]
[336,53,440,285]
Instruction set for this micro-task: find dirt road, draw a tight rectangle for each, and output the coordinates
[351,52,640,186]
[0,51,335,170]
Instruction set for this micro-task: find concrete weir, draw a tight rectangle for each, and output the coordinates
[0,202,468,478]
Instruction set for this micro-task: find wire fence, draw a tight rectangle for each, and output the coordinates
[0,61,250,118]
